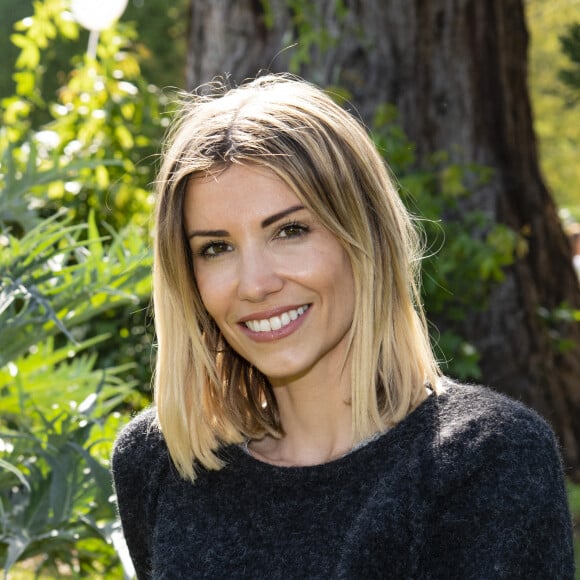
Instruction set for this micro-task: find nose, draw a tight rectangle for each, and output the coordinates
[236,248,284,302]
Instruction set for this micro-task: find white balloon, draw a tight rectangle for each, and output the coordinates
[70,0,129,32]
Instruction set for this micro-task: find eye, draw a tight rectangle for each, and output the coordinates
[276,222,309,239]
[197,240,233,258]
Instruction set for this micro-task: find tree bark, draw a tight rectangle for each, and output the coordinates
[186,0,580,478]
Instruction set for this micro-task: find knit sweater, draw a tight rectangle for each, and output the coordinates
[111,382,574,579]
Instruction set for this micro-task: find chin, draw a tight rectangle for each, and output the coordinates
[253,361,313,384]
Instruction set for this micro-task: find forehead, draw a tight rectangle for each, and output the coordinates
[183,164,303,227]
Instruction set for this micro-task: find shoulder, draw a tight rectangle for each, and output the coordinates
[425,380,574,577]
[111,408,173,578]
[111,407,169,483]
[432,379,563,486]
[113,407,163,454]
[111,407,171,534]
[435,378,555,445]
[114,406,162,447]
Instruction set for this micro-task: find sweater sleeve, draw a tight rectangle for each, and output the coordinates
[425,387,575,579]
[111,408,168,580]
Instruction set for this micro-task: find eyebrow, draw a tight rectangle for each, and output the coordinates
[187,204,305,239]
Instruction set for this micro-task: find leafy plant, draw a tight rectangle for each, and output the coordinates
[1,0,164,398]
[0,211,151,368]
[0,3,160,575]
[537,302,580,354]
[372,103,526,379]
[3,0,168,232]
[0,402,130,578]
[0,208,150,576]
[0,135,123,245]
[526,1,580,220]
[559,22,580,97]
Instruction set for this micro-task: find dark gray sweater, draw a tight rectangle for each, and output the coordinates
[111,382,574,579]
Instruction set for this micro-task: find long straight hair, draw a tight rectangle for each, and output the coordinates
[153,74,441,481]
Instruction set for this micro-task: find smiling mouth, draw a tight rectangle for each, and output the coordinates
[244,305,310,333]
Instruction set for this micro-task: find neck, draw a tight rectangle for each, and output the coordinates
[249,371,354,466]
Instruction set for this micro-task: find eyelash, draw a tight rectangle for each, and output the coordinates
[195,221,310,259]
[276,220,309,239]
[196,240,232,259]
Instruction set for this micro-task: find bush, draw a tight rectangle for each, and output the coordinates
[0,188,151,577]
[372,104,526,379]
[0,2,159,574]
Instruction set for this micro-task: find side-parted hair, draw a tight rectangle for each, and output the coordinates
[153,73,441,481]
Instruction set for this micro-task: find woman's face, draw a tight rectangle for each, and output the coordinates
[184,164,355,386]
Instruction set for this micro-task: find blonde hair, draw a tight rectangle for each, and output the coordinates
[153,74,440,481]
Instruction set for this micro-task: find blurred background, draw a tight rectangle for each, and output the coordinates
[0,0,579,576]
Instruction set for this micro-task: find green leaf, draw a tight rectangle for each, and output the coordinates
[114,125,134,150]
[12,71,36,98]
[0,458,31,492]
[3,531,31,573]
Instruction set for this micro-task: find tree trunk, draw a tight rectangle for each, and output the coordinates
[186,0,580,478]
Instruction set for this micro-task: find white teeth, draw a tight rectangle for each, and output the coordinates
[244,305,309,333]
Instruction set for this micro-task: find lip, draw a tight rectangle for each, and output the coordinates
[237,304,311,342]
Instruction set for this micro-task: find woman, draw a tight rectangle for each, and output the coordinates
[112,74,574,579]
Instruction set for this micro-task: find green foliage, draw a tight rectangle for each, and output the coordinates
[0,200,150,576]
[0,2,164,575]
[526,0,580,220]
[276,0,348,73]
[0,404,128,577]
[0,212,145,575]
[0,1,33,101]
[1,0,162,396]
[3,0,168,232]
[123,0,189,92]
[0,136,122,235]
[8,0,80,116]
[372,104,526,379]
[0,211,151,370]
[560,22,580,94]
[0,0,189,118]
[537,302,580,354]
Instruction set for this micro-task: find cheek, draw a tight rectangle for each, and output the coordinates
[322,249,355,316]
[314,242,354,286]
[193,266,230,323]
[336,260,356,311]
